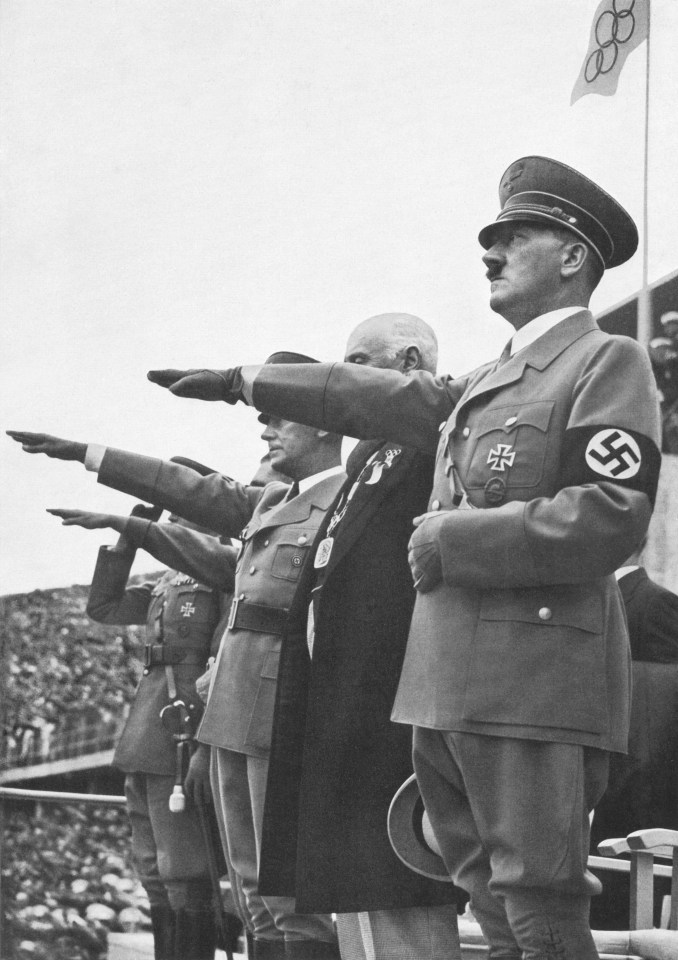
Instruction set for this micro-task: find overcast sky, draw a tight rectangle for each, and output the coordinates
[2,0,677,594]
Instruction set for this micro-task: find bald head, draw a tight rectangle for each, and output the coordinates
[344,313,438,374]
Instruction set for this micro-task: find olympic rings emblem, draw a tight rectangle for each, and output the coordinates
[585,0,637,83]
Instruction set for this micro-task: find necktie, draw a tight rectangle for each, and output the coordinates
[497,339,513,367]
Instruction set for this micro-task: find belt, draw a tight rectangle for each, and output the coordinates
[142,644,207,668]
[227,597,289,635]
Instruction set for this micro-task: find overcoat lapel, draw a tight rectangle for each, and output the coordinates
[320,443,411,578]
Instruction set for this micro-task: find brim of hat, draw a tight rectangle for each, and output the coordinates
[387,775,451,882]
[477,214,607,269]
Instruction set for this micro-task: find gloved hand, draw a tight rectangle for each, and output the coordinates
[408,512,445,593]
[184,743,213,807]
[147,368,243,403]
[46,509,127,531]
[195,658,215,705]
[7,431,87,462]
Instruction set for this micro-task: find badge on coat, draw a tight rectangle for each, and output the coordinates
[585,428,641,479]
[487,443,516,472]
[314,537,334,568]
[365,447,401,485]
[180,601,196,618]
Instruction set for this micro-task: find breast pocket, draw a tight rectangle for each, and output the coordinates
[270,533,313,581]
[165,584,216,624]
[465,401,554,491]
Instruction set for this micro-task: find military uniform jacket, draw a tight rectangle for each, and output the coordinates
[252,312,662,752]
[87,528,230,774]
[95,449,346,757]
[259,441,458,913]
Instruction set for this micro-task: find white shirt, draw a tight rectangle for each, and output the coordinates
[510,306,587,356]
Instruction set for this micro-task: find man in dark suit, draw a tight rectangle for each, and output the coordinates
[148,157,662,959]
[258,315,461,960]
[589,545,678,929]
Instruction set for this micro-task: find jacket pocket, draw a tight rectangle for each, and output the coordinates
[462,584,608,734]
[270,537,312,581]
[465,401,554,490]
[243,648,281,752]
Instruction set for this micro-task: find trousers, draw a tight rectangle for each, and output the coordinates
[413,729,609,960]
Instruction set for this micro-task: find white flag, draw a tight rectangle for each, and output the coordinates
[571,0,649,104]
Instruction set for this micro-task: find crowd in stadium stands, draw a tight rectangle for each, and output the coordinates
[1,582,155,770]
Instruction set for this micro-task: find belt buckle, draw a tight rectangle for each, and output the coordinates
[227,596,241,630]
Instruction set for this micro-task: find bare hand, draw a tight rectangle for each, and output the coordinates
[47,509,125,532]
[408,514,445,593]
[147,368,241,403]
[184,743,212,807]
[7,431,87,462]
[195,658,215,705]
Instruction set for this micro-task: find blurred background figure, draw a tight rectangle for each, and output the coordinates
[649,310,678,453]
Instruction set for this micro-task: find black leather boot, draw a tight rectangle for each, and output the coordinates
[284,939,341,960]
[174,908,217,960]
[150,903,177,960]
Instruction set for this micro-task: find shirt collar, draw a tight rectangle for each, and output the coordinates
[615,565,640,581]
[510,306,587,356]
[298,464,344,494]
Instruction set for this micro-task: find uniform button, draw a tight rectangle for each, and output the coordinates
[538,607,552,621]
[143,668,149,676]
[431,499,441,511]
[505,416,517,426]
[249,566,256,575]
[264,540,269,546]
[297,535,308,545]
[462,427,470,438]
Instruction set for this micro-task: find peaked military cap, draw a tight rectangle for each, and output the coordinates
[169,456,219,476]
[265,351,319,364]
[387,775,450,882]
[478,156,638,269]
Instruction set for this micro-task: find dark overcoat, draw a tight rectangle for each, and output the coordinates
[259,441,459,913]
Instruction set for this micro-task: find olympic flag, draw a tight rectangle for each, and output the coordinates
[571,0,649,104]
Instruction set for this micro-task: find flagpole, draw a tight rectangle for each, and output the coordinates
[637,0,652,347]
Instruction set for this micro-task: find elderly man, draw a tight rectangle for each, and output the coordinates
[257,315,461,960]
[148,157,662,959]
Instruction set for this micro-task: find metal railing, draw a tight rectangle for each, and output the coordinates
[0,786,126,959]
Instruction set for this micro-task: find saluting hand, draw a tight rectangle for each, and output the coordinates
[408,512,445,593]
[147,368,242,403]
[47,509,127,532]
[7,431,87,462]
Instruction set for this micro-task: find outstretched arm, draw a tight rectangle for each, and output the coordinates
[148,364,463,452]
[7,431,87,461]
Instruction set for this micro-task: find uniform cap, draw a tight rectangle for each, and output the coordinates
[660,311,678,326]
[169,456,219,476]
[265,351,319,364]
[387,775,451,882]
[478,156,638,269]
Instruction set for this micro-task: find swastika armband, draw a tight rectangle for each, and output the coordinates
[561,425,661,505]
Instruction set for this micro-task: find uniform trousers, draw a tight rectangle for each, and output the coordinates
[210,749,251,934]
[125,772,212,912]
[335,905,460,960]
[212,747,337,950]
[413,729,609,960]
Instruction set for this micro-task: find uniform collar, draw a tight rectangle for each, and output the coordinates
[298,464,344,494]
[510,306,587,356]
